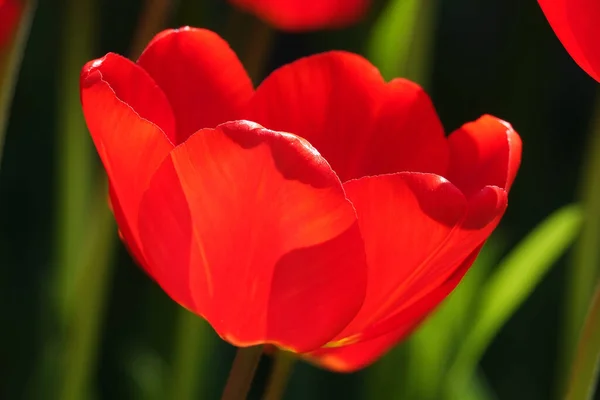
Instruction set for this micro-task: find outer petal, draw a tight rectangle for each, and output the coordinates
[80,54,174,264]
[230,0,370,32]
[320,174,506,347]
[137,27,254,144]
[137,120,368,352]
[0,0,21,49]
[447,115,522,198]
[310,246,482,372]
[539,0,600,82]
[247,52,448,181]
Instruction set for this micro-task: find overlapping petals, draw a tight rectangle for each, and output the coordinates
[80,27,522,370]
[538,0,600,82]
[0,0,21,49]
[229,0,370,32]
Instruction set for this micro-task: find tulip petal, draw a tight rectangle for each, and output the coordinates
[322,173,507,345]
[138,120,368,352]
[229,0,370,32]
[80,54,175,264]
[248,52,447,181]
[364,78,449,177]
[137,27,254,144]
[447,115,522,198]
[0,0,21,48]
[309,246,482,372]
[538,0,600,82]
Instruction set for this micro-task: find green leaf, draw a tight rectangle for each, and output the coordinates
[446,204,583,399]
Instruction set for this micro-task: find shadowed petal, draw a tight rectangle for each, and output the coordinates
[318,173,506,351]
[309,246,482,372]
[138,120,368,352]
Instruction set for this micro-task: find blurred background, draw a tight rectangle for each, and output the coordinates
[0,0,598,399]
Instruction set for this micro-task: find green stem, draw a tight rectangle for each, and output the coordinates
[129,0,174,59]
[221,346,264,400]
[241,18,274,84]
[0,0,36,166]
[168,311,212,400]
[224,10,275,84]
[58,182,117,400]
[55,0,96,321]
[561,92,600,395]
[262,350,296,400]
[565,283,600,400]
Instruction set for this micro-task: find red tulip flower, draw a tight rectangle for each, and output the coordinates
[0,0,21,49]
[538,0,600,82]
[229,0,369,31]
[80,27,521,371]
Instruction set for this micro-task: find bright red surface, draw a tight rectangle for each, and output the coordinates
[80,27,522,371]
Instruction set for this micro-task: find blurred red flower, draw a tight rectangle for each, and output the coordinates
[0,0,21,49]
[229,0,369,31]
[539,0,600,82]
[80,27,521,371]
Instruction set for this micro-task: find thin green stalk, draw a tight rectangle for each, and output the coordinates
[55,0,96,320]
[565,283,600,400]
[56,1,175,399]
[240,18,273,84]
[0,0,36,166]
[221,346,264,400]
[561,92,600,394]
[168,311,212,400]
[224,10,275,84]
[129,0,174,59]
[262,350,296,400]
[58,182,117,400]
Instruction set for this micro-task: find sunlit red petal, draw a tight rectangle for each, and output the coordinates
[320,174,506,348]
[137,120,368,352]
[137,27,254,144]
[248,52,447,181]
[538,0,600,82]
[447,115,522,198]
[229,0,370,32]
[80,55,174,266]
[0,0,21,49]
[309,246,482,372]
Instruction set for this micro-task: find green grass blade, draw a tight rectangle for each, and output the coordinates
[561,94,600,394]
[58,183,117,400]
[0,0,36,166]
[54,0,96,320]
[167,310,214,400]
[446,204,583,399]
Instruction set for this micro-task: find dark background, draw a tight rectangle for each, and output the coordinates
[0,0,597,399]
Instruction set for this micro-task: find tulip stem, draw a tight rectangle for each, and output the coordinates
[0,0,36,166]
[565,282,600,400]
[262,350,296,400]
[221,345,264,400]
